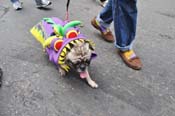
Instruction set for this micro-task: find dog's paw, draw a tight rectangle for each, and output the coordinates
[59,68,66,77]
[88,80,98,88]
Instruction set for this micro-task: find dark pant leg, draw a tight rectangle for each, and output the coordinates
[99,0,113,24]
[113,0,137,49]
[10,0,19,3]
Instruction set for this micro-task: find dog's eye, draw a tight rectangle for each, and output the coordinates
[67,59,73,64]
[76,61,81,65]
[85,60,90,65]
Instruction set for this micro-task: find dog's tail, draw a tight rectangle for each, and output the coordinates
[30,24,45,48]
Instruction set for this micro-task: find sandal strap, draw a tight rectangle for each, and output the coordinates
[122,50,136,60]
[128,56,140,62]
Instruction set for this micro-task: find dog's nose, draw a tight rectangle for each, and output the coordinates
[80,64,86,71]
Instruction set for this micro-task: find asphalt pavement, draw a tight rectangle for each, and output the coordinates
[0,0,175,116]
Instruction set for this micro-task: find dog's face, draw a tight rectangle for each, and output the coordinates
[65,41,95,78]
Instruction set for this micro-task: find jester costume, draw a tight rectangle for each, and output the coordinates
[30,17,96,72]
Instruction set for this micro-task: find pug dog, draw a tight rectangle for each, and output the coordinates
[31,17,98,88]
[60,41,98,88]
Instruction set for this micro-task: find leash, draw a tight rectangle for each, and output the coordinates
[65,0,70,21]
[65,0,84,27]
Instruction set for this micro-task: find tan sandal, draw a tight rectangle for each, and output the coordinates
[118,50,142,70]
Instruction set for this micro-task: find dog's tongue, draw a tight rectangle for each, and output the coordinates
[80,72,88,79]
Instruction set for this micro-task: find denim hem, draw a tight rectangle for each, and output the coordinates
[114,40,134,51]
[96,14,111,29]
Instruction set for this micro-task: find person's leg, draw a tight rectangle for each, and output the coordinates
[35,0,52,8]
[113,0,137,51]
[97,0,113,28]
[10,0,22,10]
[10,0,19,3]
[113,0,142,70]
[91,0,114,42]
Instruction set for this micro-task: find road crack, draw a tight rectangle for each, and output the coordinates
[0,5,9,19]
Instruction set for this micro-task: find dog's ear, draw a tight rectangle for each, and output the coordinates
[84,40,97,59]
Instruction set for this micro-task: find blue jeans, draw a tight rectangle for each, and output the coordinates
[96,0,137,51]
[10,0,18,3]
